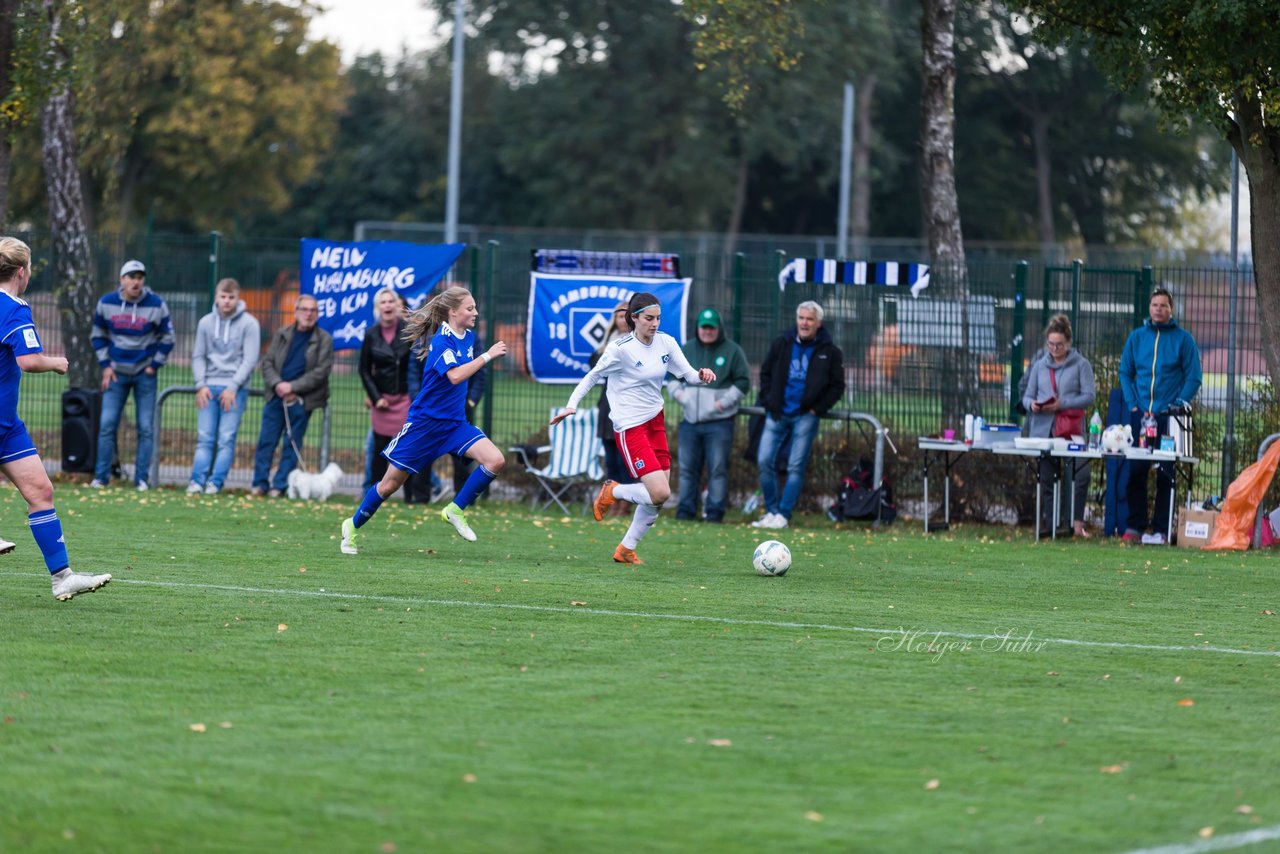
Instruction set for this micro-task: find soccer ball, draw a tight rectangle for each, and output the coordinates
[753,540,792,577]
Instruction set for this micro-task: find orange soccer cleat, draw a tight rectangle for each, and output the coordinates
[593,479,618,522]
[612,544,643,565]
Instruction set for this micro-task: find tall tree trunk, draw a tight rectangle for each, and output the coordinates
[40,0,97,389]
[724,149,749,258]
[0,0,14,227]
[1234,100,1280,396]
[920,0,977,422]
[851,71,877,253]
[1032,111,1054,250]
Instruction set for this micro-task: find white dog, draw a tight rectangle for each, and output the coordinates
[287,462,344,501]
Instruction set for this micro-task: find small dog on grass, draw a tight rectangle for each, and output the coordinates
[287,462,344,501]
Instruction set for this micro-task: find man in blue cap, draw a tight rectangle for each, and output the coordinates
[667,307,750,522]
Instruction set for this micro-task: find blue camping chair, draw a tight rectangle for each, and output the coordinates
[510,408,605,515]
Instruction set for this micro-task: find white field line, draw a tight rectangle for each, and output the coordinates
[1120,824,1280,854]
[10,573,1280,659]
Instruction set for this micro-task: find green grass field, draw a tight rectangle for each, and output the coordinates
[2,486,1278,852]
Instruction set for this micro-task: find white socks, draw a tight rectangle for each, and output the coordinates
[612,483,654,506]
[622,504,660,549]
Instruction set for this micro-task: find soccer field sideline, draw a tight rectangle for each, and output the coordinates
[7,571,1277,661]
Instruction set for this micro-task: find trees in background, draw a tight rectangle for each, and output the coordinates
[2,0,1235,258]
[1018,0,1280,388]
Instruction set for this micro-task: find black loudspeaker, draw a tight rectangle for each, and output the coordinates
[61,388,101,473]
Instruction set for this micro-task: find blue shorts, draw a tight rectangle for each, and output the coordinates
[0,419,38,465]
[382,418,485,475]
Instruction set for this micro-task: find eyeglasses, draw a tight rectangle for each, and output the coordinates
[1046,339,1068,349]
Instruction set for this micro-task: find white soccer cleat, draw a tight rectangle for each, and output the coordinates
[340,518,359,555]
[186,482,203,494]
[441,502,477,542]
[768,514,789,529]
[1141,532,1168,545]
[0,535,15,555]
[51,569,112,601]
[751,513,780,529]
[88,479,106,489]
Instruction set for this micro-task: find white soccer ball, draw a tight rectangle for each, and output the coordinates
[753,540,792,577]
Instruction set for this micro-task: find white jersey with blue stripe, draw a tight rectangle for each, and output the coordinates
[566,331,701,432]
[407,322,475,422]
[0,290,42,426]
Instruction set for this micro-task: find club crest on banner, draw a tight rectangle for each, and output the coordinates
[525,273,691,383]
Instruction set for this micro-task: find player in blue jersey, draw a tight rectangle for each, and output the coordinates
[0,237,112,600]
[340,286,507,554]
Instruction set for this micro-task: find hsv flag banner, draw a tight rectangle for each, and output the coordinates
[526,273,691,383]
[532,248,681,279]
[778,258,930,298]
[300,238,465,350]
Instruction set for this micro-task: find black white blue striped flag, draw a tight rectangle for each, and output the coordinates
[778,259,929,297]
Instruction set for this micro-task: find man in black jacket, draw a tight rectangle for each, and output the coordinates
[751,301,845,529]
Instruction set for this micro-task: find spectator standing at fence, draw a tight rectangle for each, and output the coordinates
[667,307,750,523]
[341,286,508,554]
[252,294,333,497]
[752,301,846,530]
[187,278,260,495]
[90,259,174,490]
[591,301,636,488]
[554,292,716,565]
[0,237,112,599]
[360,288,415,500]
[1023,314,1096,538]
[1118,287,1202,544]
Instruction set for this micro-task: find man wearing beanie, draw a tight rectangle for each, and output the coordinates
[666,307,750,522]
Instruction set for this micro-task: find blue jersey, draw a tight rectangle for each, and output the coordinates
[0,290,43,426]
[407,322,475,422]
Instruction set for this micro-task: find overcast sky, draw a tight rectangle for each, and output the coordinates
[309,0,441,64]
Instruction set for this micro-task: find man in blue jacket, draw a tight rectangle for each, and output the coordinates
[90,260,174,490]
[1118,287,1202,544]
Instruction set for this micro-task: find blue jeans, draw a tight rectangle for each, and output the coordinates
[190,386,249,489]
[677,418,734,521]
[757,412,820,519]
[95,371,157,485]
[252,397,312,492]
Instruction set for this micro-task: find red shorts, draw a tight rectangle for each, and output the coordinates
[615,411,670,479]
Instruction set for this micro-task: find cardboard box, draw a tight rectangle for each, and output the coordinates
[1177,508,1218,548]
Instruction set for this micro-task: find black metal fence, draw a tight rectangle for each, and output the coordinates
[11,228,1270,516]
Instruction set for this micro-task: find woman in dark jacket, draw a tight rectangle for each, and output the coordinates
[591,301,636,485]
[359,288,414,496]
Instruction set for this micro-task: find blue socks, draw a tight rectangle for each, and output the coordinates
[352,486,385,529]
[454,465,497,510]
[29,508,69,574]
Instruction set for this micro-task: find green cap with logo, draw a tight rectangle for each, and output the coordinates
[697,308,721,328]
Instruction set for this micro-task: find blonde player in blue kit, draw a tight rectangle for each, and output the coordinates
[553,292,715,564]
[0,237,112,599]
[340,286,507,554]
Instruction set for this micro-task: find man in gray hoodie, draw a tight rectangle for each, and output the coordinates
[667,308,751,522]
[187,278,260,494]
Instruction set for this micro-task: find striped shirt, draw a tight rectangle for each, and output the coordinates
[92,286,175,375]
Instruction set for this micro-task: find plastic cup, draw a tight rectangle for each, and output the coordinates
[943,429,956,441]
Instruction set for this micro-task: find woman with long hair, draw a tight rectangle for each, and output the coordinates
[359,287,414,498]
[341,286,507,554]
[0,236,112,599]
[553,293,715,564]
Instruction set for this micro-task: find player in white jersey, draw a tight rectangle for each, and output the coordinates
[554,292,715,564]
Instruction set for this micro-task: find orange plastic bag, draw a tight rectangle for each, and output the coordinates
[1204,441,1280,550]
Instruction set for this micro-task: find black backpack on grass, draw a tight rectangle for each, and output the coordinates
[830,457,897,526]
